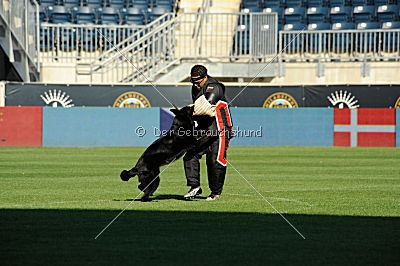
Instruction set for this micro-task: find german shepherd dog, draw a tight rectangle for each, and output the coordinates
[120,106,199,201]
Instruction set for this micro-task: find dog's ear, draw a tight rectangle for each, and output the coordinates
[170,108,179,116]
[183,105,194,117]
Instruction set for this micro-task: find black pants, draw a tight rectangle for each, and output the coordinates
[183,138,227,195]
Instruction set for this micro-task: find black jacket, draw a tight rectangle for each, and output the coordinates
[191,76,227,130]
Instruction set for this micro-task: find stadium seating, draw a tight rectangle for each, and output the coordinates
[331,22,356,29]
[264,0,281,7]
[330,6,353,23]
[263,7,285,24]
[382,21,400,28]
[98,7,120,24]
[121,7,145,25]
[63,0,82,8]
[108,0,125,9]
[73,6,96,24]
[377,5,400,22]
[284,22,306,30]
[353,5,376,23]
[285,0,303,7]
[148,6,169,21]
[86,0,104,8]
[357,21,380,29]
[284,7,306,23]
[48,5,72,23]
[308,22,331,30]
[307,7,329,23]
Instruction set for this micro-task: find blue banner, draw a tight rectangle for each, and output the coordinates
[43,107,159,147]
[229,108,334,146]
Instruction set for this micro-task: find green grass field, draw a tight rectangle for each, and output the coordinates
[1,147,399,265]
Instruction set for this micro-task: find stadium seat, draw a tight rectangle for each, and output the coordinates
[63,0,81,8]
[350,0,368,5]
[331,22,355,52]
[377,5,399,22]
[330,6,352,23]
[48,5,72,23]
[382,21,400,28]
[74,6,96,24]
[263,7,284,23]
[331,22,356,29]
[242,0,262,8]
[307,7,329,23]
[283,22,306,30]
[241,6,263,13]
[108,0,125,9]
[307,0,326,7]
[148,6,168,21]
[121,7,145,25]
[357,21,380,29]
[285,0,304,7]
[98,7,120,24]
[353,5,376,23]
[374,0,389,4]
[284,7,306,23]
[263,0,281,7]
[308,22,331,30]
[40,0,57,8]
[328,0,347,6]
[86,0,103,8]
[130,0,149,11]
[307,23,330,53]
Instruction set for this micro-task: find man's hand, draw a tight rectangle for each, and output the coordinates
[193,95,216,117]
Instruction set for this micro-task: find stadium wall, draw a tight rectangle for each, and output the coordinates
[3,82,400,108]
[1,107,398,147]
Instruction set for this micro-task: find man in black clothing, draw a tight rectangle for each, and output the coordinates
[183,65,233,201]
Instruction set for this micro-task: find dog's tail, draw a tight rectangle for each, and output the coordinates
[120,168,138,181]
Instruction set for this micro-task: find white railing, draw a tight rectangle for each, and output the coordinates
[279,29,400,61]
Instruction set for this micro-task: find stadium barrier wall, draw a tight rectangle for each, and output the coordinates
[0,107,398,147]
[43,107,159,147]
[0,107,42,146]
[228,108,333,146]
[4,82,400,108]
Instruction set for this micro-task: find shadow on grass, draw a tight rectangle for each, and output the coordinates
[0,209,399,265]
[113,194,207,202]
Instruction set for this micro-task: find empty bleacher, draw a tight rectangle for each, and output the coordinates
[242,0,400,30]
[39,0,175,25]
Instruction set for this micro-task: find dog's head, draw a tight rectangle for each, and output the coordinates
[170,105,195,131]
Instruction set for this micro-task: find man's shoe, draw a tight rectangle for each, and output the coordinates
[184,186,202,199]
[205,194,220,201]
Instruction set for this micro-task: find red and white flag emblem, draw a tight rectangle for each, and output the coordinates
[334,109,396,147]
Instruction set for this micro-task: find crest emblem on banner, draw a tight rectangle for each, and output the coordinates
[40,89,75,107]
[113,91,151,107]
[327,90,359,109]
[263,92,298,108]
[395,97,400,108]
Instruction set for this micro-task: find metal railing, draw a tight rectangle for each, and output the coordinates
[279,29,400,62]
[176,12,278,61]
[0,0,39,69]
[82,14,176,83]
[40,14,172,63]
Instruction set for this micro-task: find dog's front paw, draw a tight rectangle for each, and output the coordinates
[120,170,131,181]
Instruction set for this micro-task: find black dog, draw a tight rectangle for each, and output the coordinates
[120,105,202,201]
